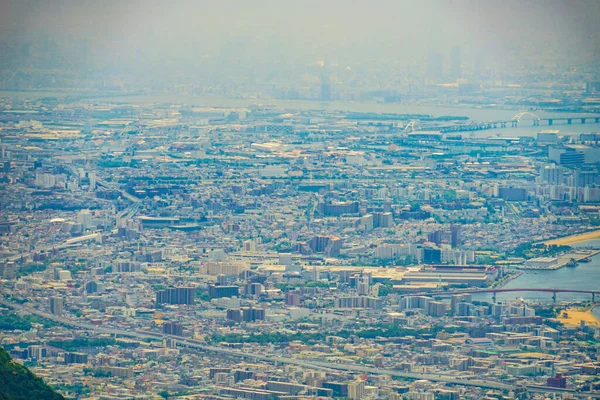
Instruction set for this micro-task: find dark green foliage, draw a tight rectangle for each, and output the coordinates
[511,242,571,258]
[195,289,211,302]
[377,282,394,297]
[0,347,64,400]
[83,368,113,378]
[274,281,331,293]
[47,338,117,352]
[0,313,57,331]
[211,324,460,344]
[16,263,46,278]
[534,307,559,319]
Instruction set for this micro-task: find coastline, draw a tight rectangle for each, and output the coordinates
[516,250,600,270]
[544,229,600,246]
[493,270,523,289]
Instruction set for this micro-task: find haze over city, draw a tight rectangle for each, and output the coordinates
[1,0,600,87]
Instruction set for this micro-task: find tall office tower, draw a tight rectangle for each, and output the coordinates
[356,276,370,295]
[0,262,16,279]
[575,170,597,187]
[540,165,564,185]
[450,225,461,248]
[450,293,472,315]
[348,379,366,400]
[88,171,96,190]
[451,46,461,80]
[320,74,331,101]
[77,209,93,230]
[49,296,63,315]
[427,49,444,82]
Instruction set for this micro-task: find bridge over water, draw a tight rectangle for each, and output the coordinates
[405,288,600,302]
[437,112,600,133]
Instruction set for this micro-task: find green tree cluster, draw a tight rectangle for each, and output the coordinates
[0,313,57,331]
[0,347,64,400]
[47,338,117,352]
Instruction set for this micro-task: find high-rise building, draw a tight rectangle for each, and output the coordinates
[0,261,16,279]
[575,170,597,187]
[112,261,141,273]
[320,74,331,101]
[27,345,46,360]
[226,309,243,323]
[423,247,442,264]
[285,292,301,306]
[428,225,461,248]
[498,187,527,201]
[348,380,365,400]
[156,287,195,305]
[451,46,461,80]
[208,285,239,299]
[451,293,472,315]
[400,296,431,311]
[88,172,96,191]
[372,211,394,228]
[77,210,93,230]
[450,225,461,248]
[335,296,382,310]
[540,165,565,185]
[547,374,567,389]
[356,276,370,295]
[162,321,184,336]
[244,282,262,296]
[301,234,343,256]
[64,352,88,364]
[427,49,443,82]
[427,301,448,317]
[85,280,105,294]
[241,306,265,322]
[242,239,256,252]
[49,296,63,315]
[318,201,360,216]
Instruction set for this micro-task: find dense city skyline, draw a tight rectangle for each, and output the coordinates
[1,1,600,399]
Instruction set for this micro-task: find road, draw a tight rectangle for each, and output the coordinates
[4,300,600,397]
[3,240,81,263]
[95,177,141,204]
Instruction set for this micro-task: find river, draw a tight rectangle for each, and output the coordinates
[473,240,600,315]
[2,90,600,138]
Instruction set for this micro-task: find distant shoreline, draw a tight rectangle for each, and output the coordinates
[544,229,600,246]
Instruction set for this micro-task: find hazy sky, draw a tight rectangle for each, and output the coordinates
[1,0,599,76]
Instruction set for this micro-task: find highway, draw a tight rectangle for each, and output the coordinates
[3,240,82,263]
[4,300,600,397]
[95,177,141,204]
[0,300,509,390]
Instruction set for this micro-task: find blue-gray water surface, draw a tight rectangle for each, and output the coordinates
[473,240,600,318]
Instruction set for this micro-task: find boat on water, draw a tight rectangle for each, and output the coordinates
[566,258,578,268]
[579,257,591,263]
